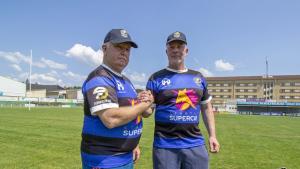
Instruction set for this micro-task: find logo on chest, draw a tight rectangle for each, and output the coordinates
[161,78,171,87]
[173,89,198,110]
[116,80,125,91]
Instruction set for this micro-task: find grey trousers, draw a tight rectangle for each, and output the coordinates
[153,145,209,169]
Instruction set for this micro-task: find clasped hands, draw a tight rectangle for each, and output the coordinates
[137,90,154,105]
[137,90,154,118]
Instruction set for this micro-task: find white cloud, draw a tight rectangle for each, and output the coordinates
[53,50,65,56]
[63,71,85,80]
[18,72,29,81]
[66,44,103,66]
[17,69,85,87]
[215,59,235,71]
[32,62,46,68]
[0,51,47,68]
[31,73,57,83]
[62,71,86,86]
[1,49,93,86]
[41,57,67,70]
[125,72,147,83]
[10,64,22,72]
[133,84,146,90]
[18,71,64,86]
[199,68,214,77]
[0,51,71,71]
[48,70,59,77]
[0,51,29,64]
[123,71,148,89]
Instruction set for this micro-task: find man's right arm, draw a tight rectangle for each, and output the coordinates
[96,101,152,129]
[85,76,151,128]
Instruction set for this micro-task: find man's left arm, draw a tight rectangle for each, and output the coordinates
[201,102,220,153]
[132,145,141,163]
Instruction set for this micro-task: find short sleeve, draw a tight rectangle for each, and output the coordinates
[83,76,118,115]
[146,76,158,104]
[200,77,212,104]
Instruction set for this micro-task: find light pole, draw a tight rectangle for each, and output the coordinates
[29,50,32,111]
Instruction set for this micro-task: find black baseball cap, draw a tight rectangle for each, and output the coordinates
[104,29,138,48]
[166,31,187,45]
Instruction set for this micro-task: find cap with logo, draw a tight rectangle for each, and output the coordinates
[104,29,138,48]
[166,31,187,45]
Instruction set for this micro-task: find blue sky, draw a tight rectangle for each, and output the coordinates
[0,0,299,88]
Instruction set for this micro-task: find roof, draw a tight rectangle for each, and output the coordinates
[206,75,300,81]
[26,83,64,91]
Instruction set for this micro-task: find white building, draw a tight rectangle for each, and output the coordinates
[0,76,26,98]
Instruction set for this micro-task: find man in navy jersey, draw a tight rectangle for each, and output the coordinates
[81,29,153,169]
[146,31,220,169]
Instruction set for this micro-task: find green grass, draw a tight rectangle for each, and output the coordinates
[0,107,299,169]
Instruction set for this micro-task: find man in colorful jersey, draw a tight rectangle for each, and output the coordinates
[146,31,220,169]
[81,29,153,169]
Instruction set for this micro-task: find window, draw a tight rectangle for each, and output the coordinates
[295,82,300,86]
[208,84,213,87]
[216,84,221,87]
[223,89,228,92]
[239,83,245,86]
[216,89,220,92]
[284,89,290,93]
[250,83,257,86]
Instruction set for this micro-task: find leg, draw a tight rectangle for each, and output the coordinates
[181,145,209,169]
[153,147,181,169]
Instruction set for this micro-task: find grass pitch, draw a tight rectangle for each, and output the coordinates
[0,107,299,169]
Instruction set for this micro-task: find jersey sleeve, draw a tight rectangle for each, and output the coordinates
[200,77,212,104]
[146,76,158,104]
[83,76,118,115]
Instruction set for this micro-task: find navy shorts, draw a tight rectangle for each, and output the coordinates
[153,145,209,169]
[82,161,133,169]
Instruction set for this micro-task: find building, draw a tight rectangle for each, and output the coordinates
[26,82,65,99]
[206,75,300,109]
[0,75,26,99]
[237,101,300,116]
[66,89,83,100]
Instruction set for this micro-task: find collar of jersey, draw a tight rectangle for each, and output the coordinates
[166,67,188,73]
[101,64,123,77]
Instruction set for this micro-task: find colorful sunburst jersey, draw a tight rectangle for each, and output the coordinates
[81,64,142,168]
[146,68,212,148]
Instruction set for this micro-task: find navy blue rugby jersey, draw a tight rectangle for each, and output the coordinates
[81,64,142,168]
[146,68,212,148]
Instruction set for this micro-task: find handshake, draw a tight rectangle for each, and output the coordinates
[137,90,154,118]
[137,90,154,104]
